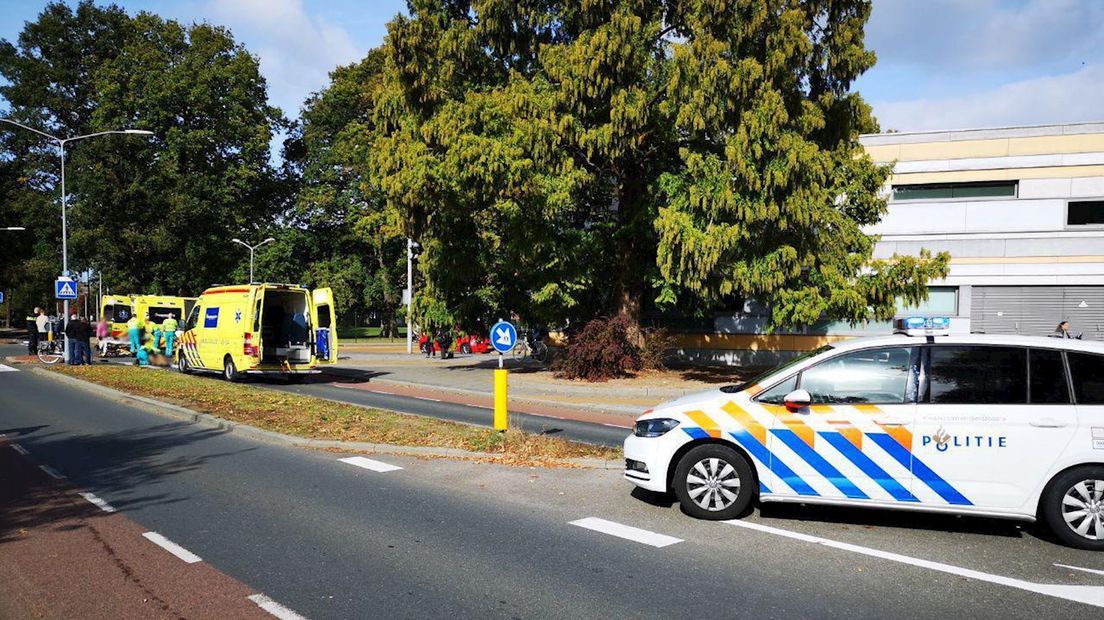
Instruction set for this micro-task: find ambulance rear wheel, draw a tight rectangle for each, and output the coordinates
[672,444,754,521]
[1041,466,1104,550]
[223,356,240,382]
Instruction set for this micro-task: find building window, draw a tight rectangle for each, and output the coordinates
[1068,200,1104,226]
[891,181,1017,201]
[896,286,958,316]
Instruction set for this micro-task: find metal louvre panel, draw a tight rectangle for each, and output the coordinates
[971,286,1104,340]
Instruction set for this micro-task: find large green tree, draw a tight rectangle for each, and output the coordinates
[366,0,947,333]
[0,1,288,307]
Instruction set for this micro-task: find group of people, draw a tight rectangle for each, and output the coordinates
[125,314,179,366]
[24,306,180,366]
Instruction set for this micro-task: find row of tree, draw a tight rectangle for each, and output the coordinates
[0,0,949,338]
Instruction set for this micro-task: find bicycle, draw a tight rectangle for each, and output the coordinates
[37,338,64,365]
[511,331,549,363]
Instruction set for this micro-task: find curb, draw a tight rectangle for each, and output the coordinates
[17,362,620,470]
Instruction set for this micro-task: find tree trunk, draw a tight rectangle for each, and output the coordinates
[614,174,649,347]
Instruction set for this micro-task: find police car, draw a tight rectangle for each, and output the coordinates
[624,318,1104,550]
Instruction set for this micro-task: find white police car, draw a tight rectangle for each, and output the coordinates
[624,318,1104,550]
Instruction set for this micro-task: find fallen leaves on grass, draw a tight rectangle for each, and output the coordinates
[49,365,620,466]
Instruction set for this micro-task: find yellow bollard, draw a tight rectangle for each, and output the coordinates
[494,368,508,432]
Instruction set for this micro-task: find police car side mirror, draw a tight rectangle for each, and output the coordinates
[783,389,811,413]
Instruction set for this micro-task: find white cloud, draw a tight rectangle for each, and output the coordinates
[868,0,1103,71]
[872,64,1104,132]
[204,0,364,117]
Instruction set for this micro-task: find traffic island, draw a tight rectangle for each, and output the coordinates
[40,364,621,468]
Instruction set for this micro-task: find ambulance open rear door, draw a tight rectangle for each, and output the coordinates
[311,288,337,364]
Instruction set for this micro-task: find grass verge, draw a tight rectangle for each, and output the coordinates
[47,365,620,467]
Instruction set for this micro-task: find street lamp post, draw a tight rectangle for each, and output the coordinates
[0,118,154,360]
[231,237,275,283]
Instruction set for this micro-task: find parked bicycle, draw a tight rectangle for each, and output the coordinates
[37,338,64,365]
[511,329,549,363]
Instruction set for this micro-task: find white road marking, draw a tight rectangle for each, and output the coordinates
[602,423,630,428]
[413,396,441,402]
[463,403,484,408]
[339,456,403,473]
[11,443,29,456]
[1056,563,1104,578]
[247,594,309,620]
[725,520,1104,608]
[39,465,63,479]
[142,532,202,564]
[0,363,19,372]
[79,492,117,513]
[569,517,683,548]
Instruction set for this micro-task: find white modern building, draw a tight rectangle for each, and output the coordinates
[864,121,1104,341]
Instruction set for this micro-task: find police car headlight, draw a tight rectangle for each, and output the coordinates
[634,418,679,438]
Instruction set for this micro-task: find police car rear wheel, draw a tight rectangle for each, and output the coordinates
[673,444,754,520]
[1043,467,1104,550]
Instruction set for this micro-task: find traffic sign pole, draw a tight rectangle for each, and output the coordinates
[490,319,517,433]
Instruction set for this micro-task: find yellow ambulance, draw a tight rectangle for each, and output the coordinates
[100,294,136,340]
[134,295,189,327]
[176,283,337,382]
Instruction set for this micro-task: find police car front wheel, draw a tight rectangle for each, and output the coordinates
[1042,466,1104,550]
[672,444,754,520]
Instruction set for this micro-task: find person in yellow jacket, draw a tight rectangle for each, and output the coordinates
[161,315,179,357]
[126,315,142,354]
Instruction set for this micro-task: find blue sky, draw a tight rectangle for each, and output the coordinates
[0,0,1101,133]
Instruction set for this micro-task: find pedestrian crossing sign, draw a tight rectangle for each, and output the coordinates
[55,277,77,300]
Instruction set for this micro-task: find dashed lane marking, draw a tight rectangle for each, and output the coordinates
[569,517,683,548]
[1056,563,1104,578]
[339,456,403,473]
[11,443,29,456]
[39,465,63,479]
[602,423,631,428]
[0,364,19,372]
[142,532,202,564]
[247,594,309,620]
[725,520,1104,609]
[412,396,441,402]
[79,492,117,513]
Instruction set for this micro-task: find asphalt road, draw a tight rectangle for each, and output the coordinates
[3,361,1104,618]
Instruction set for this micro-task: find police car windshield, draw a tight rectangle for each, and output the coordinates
[719,345,833,393]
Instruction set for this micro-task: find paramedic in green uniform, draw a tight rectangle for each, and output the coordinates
[161,315,179,357]
[127,315,142,354]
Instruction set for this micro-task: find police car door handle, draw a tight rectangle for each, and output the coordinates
[1029,418,1068,428]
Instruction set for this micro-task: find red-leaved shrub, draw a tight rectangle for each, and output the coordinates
[554,315,643,382]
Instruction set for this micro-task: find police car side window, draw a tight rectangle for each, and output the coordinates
[756,375,797,404]
[928,346,1026,404]
[1067,352,1104,405]
[1029,349,1070,404]
[798,347,912,405]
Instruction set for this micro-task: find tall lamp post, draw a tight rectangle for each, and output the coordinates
[231,237,275,283]
[0,118,154,360]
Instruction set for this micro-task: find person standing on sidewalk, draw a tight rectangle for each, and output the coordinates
[96,315,110,356]
[35,308,49,350]
[64,313,80,364]
[26,308,40,354]
[81,315,93,364]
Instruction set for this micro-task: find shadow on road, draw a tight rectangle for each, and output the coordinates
[0,421,255,543]
[756,501,1031,539]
